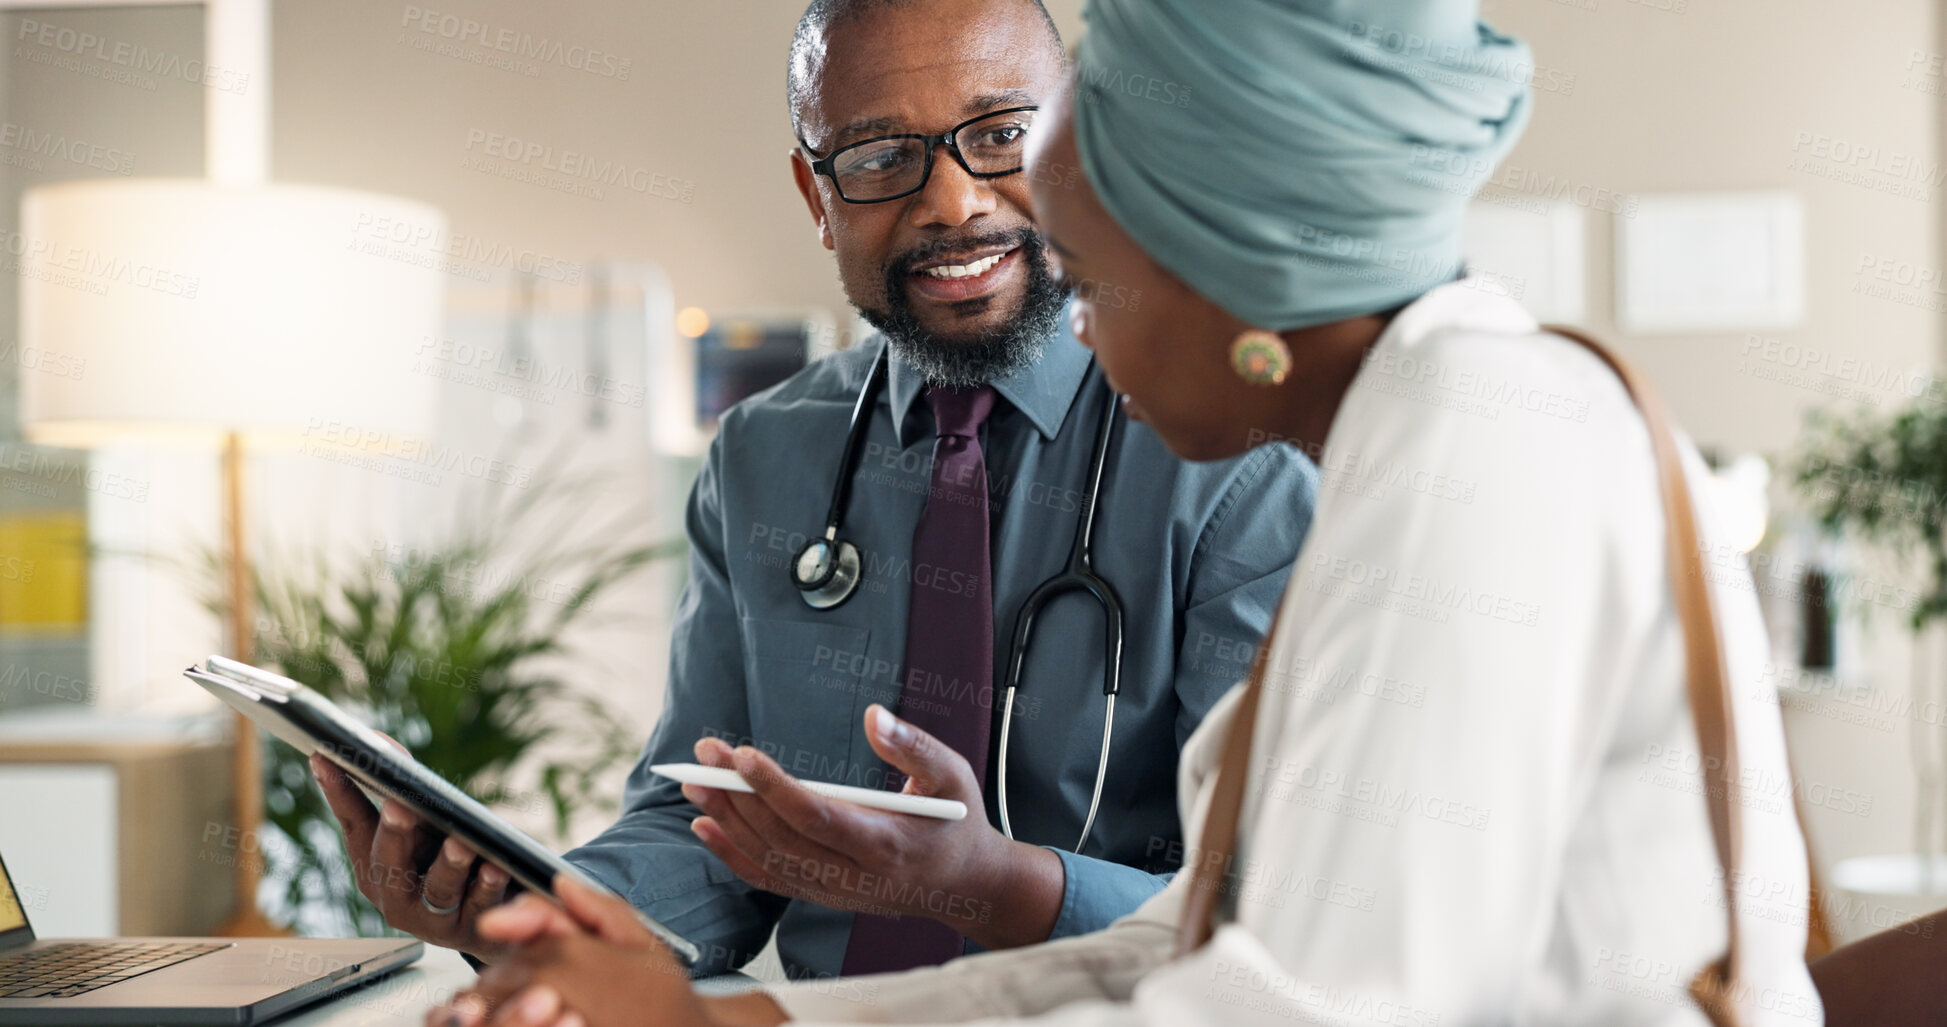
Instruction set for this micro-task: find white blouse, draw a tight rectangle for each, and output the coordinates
[773,281,1821,1026]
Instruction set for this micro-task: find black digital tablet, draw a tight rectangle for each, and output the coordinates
[184,655,700,964]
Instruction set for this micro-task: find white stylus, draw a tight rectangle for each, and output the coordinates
[651,763,968,821]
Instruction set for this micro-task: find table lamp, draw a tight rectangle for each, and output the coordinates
[18,178,445,934]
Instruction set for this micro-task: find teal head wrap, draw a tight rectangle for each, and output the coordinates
[1072,0,1533,330]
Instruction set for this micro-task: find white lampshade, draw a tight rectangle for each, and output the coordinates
[20,179,445,449]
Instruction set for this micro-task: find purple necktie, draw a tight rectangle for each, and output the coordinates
[841,384,998,976]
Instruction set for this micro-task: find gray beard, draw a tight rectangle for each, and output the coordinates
[877,318,1053,389]
[857,229,1067,388]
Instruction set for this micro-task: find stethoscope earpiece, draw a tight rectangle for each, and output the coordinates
[792,536,862,610]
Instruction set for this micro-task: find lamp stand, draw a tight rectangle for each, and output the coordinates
[216,430,281,937]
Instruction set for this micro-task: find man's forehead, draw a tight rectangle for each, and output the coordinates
[798,3,1058,145]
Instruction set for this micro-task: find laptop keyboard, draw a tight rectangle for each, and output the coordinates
[0,941,229,1000]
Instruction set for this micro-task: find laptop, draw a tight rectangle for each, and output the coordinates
[0,845,422,1025]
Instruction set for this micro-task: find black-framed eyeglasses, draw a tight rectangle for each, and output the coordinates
[801,106,1039,204]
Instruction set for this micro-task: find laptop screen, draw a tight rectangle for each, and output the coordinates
[0,851,29,939]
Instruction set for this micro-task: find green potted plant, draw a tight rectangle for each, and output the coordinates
[195,483,681,936]
[1792,398,1947,935]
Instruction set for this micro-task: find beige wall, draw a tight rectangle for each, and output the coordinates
[268,0,1087,326]
[1480,0,1940,898]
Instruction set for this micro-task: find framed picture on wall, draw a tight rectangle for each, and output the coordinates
[1615,190,1806,334]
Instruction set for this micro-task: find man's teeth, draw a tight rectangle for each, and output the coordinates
[920,251,1008,279]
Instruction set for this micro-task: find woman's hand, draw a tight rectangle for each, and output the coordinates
[426,874,708,1027]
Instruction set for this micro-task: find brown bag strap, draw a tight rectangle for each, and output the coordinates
[1174,326,1747,1027]
[1175,603,1284,954]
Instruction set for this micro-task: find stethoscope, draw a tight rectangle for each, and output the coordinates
[790,343,1125,854]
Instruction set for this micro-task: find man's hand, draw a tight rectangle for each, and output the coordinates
[427,875,785,1027]
[683,704,1066,950]
[310,747,510,960]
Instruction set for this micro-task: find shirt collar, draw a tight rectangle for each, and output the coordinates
[886,303,1092,446]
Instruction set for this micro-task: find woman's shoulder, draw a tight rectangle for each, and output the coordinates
[1342,288,1656,489]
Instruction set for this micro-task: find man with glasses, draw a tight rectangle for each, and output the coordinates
[312,0,1315,984]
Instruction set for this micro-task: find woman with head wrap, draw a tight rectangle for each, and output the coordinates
[428,2,1822,1025]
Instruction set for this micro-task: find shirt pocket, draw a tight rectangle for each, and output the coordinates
[740,616,874,785]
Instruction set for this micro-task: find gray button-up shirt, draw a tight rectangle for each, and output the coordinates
[566,316,1316,981]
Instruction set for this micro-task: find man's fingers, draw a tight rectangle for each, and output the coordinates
[706,787,857,900]
[311,755,380,863]
[420,837,476,917]
[681,781,732,819]
[693,735,735,767]
[370,801,426,913]
[862,703,972,798]
[730,745,893,857]
[460,862,511,936]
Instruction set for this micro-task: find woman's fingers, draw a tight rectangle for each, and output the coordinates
[477,893,572,943]
[553,874,651,946]
[487,984,561,1025]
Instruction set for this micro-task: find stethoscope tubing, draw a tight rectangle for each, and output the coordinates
[797,341,1126,855]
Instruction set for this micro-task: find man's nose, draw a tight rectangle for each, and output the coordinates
[908,145,999,228]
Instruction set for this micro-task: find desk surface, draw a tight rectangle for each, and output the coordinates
[275,945,765,1025]
[275,946,475,1026]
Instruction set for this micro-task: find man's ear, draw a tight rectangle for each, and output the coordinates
[789,149,836,252]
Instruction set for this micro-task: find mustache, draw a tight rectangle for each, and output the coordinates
[888,226,1043,276]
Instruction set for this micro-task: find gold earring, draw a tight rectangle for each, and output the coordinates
[1229,329,1291,386]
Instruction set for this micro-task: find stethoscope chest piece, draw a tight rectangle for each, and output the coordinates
[793,535,862,610]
